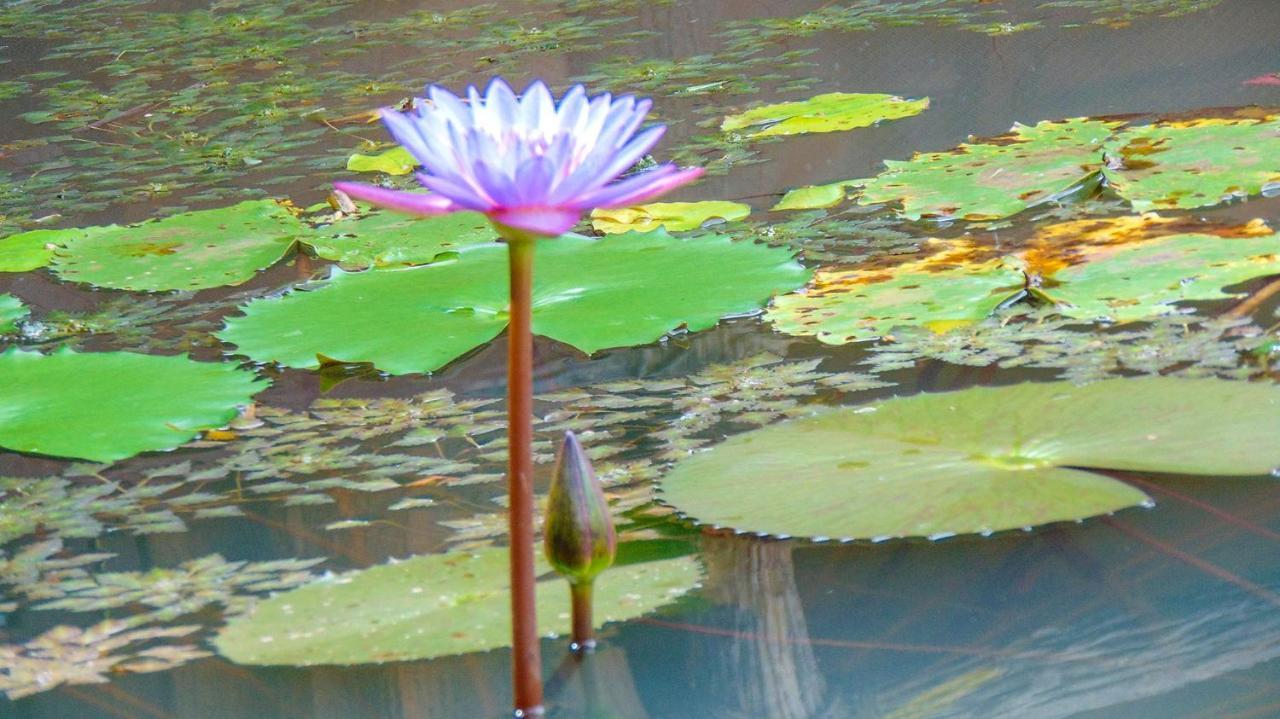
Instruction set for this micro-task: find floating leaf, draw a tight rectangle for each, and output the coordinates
[590,201,750,234]
[0,228,76,272]
[768,241,1025,344]
[0,294,26,334]
[304,210,494,269]
[721,92,929,138]
[0,348,265,462]
[659,378,1280,541]
[771,216,1280,343]
[1103,112,1280,212]
[51,200,305,292]
[220,230,808,374]
[345,145,418,175]
[214,545,702,665]
[772,179,865,211]
[860,118,1121,221]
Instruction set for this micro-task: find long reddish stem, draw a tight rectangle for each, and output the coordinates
[570,581,595,652]
[505,233,544,716]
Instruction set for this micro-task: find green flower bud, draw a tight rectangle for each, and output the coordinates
[543,431,617,586]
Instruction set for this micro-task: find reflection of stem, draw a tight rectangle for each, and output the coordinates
[1224,275,1280,319]
[504,232,544,716]
[571,581,595,651]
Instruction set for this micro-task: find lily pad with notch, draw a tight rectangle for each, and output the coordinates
[658,378,1280,541]
[214,543,702,665]
[0,348,266,463]
[304,210,494,270]
[219,229,809,375]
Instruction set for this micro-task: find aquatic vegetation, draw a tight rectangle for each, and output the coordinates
[772,180,867,211]
[219,230,809,374]
[0,349,265,462]
[658,378,1280,541]
[0,229,60,272]
[48,200,306,292]
[589,200,751,233]
[770,216,1280,343]
[345,145,417,176]
[306,209,494,270]
[721,92,929,138]
[860,117,1122,221]
[214,544,702,665]
[0,294,25,334]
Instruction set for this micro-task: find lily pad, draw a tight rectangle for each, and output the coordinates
[772,179,866,211]
[721,92,929,138]
[770,217,1280,343]
[51,200,306,292]
[0,228,76,272]
[1103,112,1280,212]
[0,294,26,334]
[768,241,1026,344]
[859,117,1121,221]
[590,201,751,234]
[304,210,494,269]
[214,546,702,665]
[220,230,809,375]
[658,378,1280,541]
[346,146,418,175]
[0,348,265,462]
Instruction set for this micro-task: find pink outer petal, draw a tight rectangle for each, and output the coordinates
[333,182,459,217]
[577,166,705,209]
[488,207,583,237]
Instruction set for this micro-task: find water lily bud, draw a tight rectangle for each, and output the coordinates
[544,431,617,586]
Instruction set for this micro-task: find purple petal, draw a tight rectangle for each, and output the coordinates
[333,182,459,216]
[520,80,556,129]
[415,171,494,210]
[490,206,582,236]
[573,165,704,209]
[380,108,447,173]
[550,124,666,204]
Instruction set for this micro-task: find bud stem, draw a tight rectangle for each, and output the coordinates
[570,580,596,653]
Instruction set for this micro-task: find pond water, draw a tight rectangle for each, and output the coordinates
[2,0,1280,717]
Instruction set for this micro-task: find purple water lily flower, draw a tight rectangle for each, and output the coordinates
[334,78,703,237]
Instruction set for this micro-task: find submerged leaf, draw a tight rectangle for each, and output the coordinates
[0,348,265,462]
[590,201,750,234]
[659,378,1280,541]
[50,200,305,292]
[721,92,929,138]
[219,230,808,374]
[214,545,701,665]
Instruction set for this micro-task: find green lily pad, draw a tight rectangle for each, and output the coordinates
[51,200,306,292]
[768,241,1026,344]
[304,210,494,269]
[346,146,418,175]
[214,546,702,665]
[0,294,27,333]
[1046,230,1280,322]
[0,228,79,272]
[219,230,809,375]
[659,378,1280,541]
[772,179,866,211]
[589,201,751,234]
[1104,113,1280,212]
[859,117,1121,221]
[721,92,929,138]
[0,348,265,462]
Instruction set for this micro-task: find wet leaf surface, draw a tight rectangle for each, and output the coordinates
[772,180,865,211]
[0,228,65,272]
[215,545,702,665]
[50,200,306,292]
[219,230,809,374]
[589,201,751,233]
[345,145,418,175]
[0,348,265,462]
[658,378,1280,541]
[304,209,494,270]
[720,92,929,138]
[0,293,26,334]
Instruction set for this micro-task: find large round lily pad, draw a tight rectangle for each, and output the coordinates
[214,546,702,665]
[720,92,929,138]
[0,294,26,334]
[219,230,809,375]
[859,117,1120,221]
[658,378,1280,541]
[304,210,494,270]
[1104,112,1280,212]
[0,348,265,462]
[51,200,306,292]
[0,228,77,272]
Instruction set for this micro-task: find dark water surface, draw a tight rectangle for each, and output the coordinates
[2,0,1279,717]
